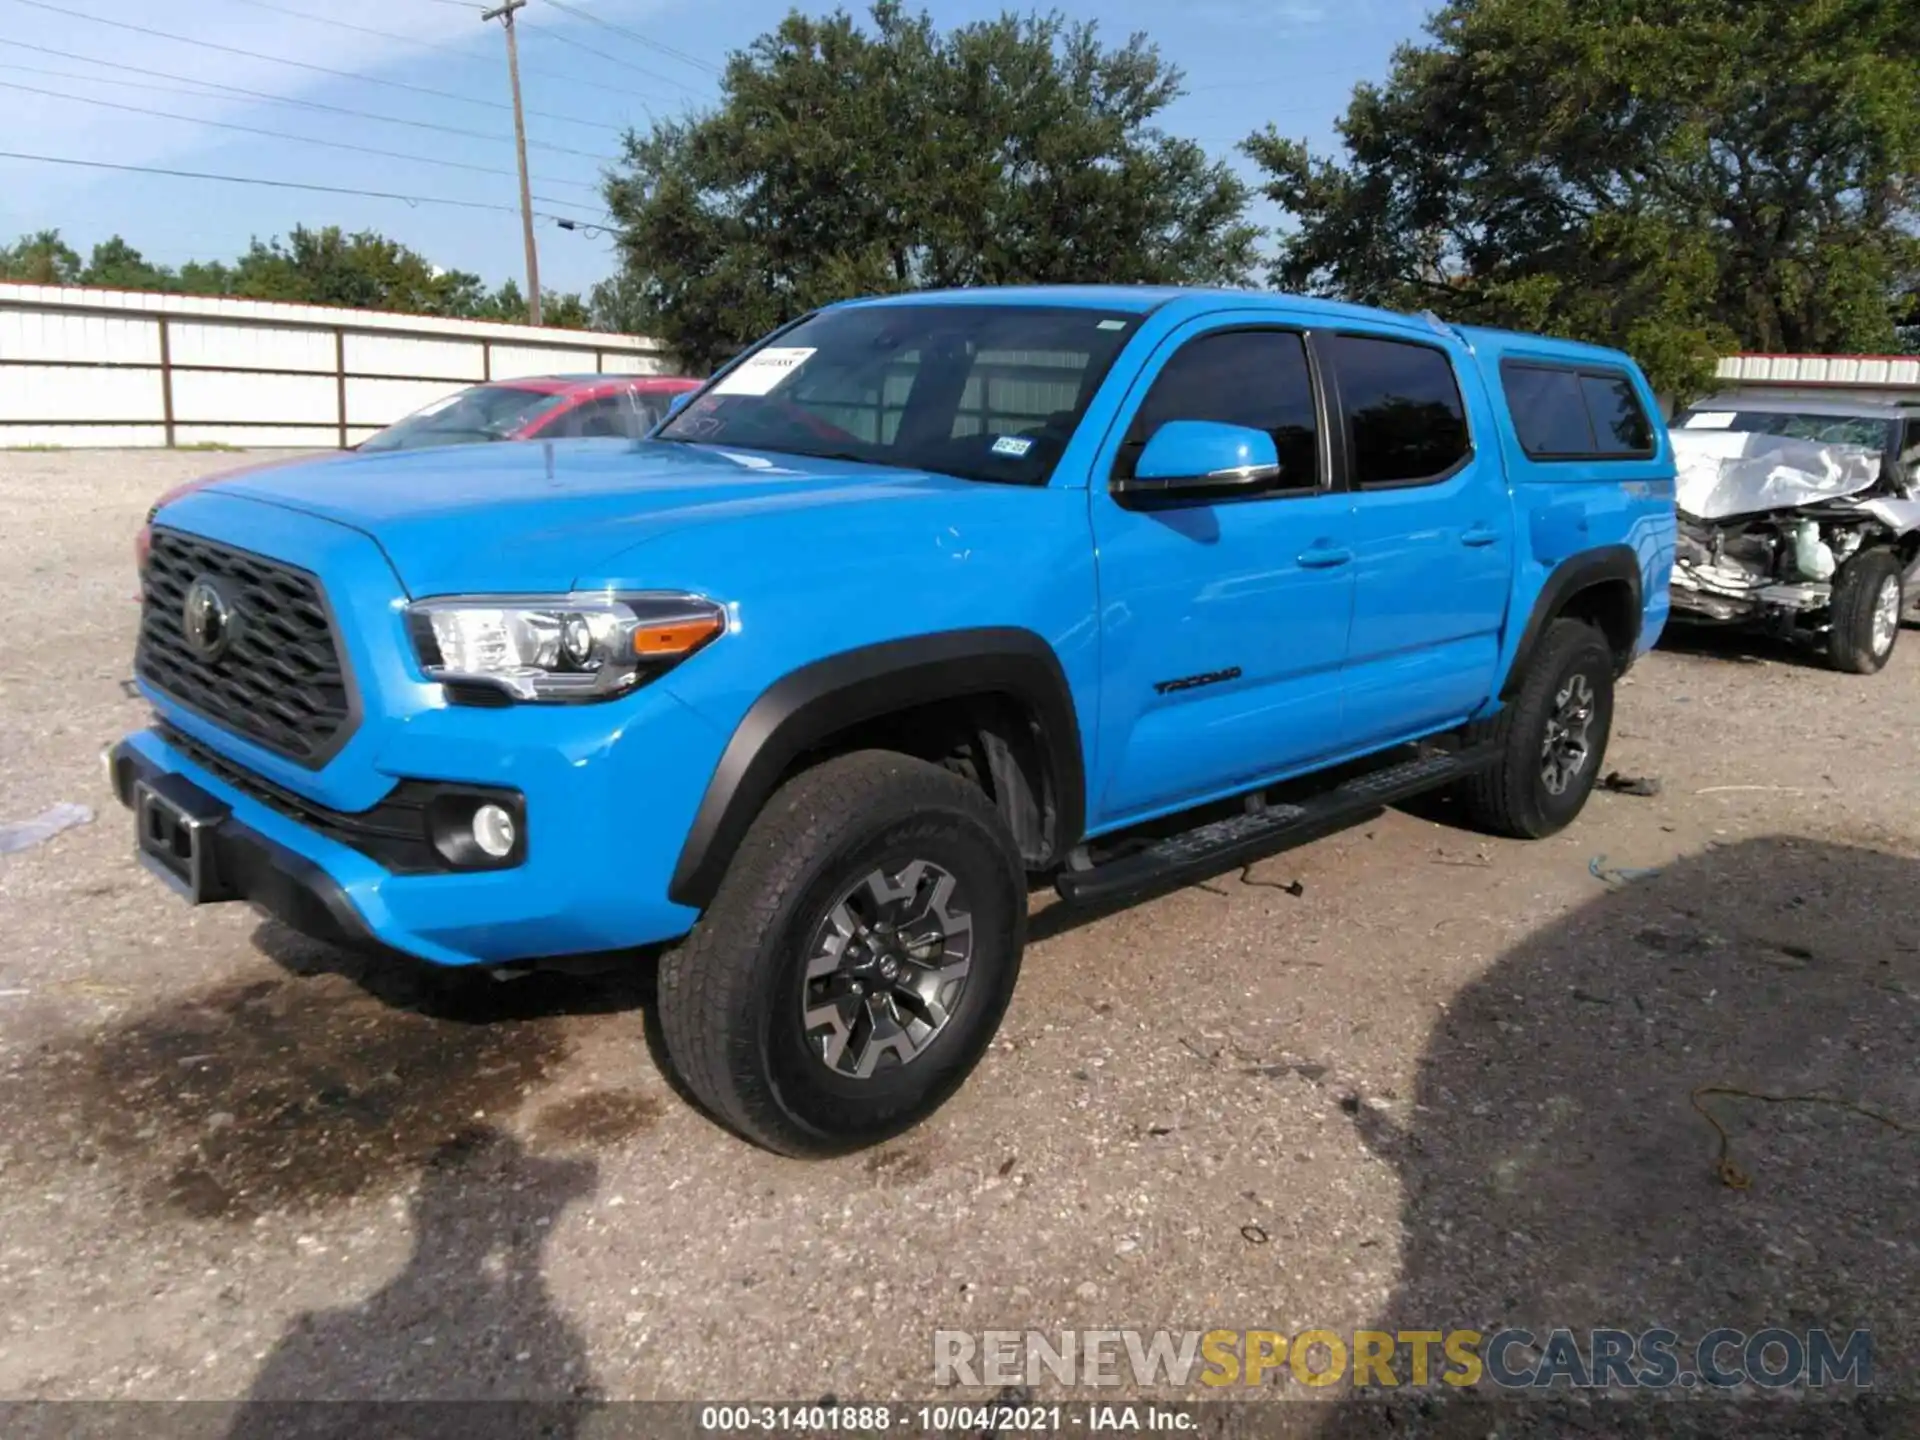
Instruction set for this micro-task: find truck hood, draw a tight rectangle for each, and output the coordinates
[201,438,980,594]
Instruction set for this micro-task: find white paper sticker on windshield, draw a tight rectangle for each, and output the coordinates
[713,347,816,396]
[990,435,1034,457]
[1683,411,1737,429]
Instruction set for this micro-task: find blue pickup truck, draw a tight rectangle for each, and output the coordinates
[112,286,1675,1154]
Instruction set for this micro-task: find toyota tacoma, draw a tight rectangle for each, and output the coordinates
[111,287,1676,1154]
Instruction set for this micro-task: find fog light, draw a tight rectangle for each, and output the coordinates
[472,803,517,858]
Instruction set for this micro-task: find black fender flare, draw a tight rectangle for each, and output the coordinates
[1500,546,1644,700]
[668,628,1086,909]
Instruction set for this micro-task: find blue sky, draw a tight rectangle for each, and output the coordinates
[0,0,1433,301]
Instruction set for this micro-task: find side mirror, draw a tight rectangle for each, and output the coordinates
[666,391,695,419]
[1116,421,1283,503]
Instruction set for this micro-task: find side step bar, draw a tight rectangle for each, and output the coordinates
[1054,744,1501,908]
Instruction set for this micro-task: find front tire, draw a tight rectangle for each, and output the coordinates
[657,750,1025,1156]
[1458,618,1615,839]
[1825,549,1902,674]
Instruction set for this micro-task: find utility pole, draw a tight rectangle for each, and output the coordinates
[482,0,541,326]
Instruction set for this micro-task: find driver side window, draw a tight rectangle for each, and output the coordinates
[1116,329,1320,486]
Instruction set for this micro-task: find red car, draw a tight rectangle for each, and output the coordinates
[135,374,701,568]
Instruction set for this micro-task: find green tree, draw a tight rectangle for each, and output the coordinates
[587,271,650,335]
[468,277,593,328]
[8,223,593,327]
[79,236,177,291]
[1247,0,1920,399]
[536,289,592,329]
[604,2,1258,370]
[0,229,83,285]
[228,225,491,315]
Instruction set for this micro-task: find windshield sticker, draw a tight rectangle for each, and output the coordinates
[990,435,1035,458]
[715,451,800,474]
[1096,319,1128,331]
[1683,412,1737,429]
[713,347,817,396]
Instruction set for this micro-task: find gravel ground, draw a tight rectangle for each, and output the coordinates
[0,451,1915,1429]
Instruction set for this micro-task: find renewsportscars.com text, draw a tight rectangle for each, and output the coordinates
[933,1327,1872,1390]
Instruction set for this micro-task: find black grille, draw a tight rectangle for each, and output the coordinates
[139,528,354,767]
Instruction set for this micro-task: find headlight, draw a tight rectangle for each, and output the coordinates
[406,592,726,702]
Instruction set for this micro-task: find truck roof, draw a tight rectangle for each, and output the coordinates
[837,286,1643,368]
[840,283,1453,329]
[1449,323,1640,369]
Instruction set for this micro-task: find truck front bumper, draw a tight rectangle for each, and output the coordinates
[110,689,721,966]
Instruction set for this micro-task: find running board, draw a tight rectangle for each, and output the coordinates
[1054,745,1501,907]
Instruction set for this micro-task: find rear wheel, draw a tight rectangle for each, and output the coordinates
[1458,618,1615,839]
[1825,549,1902,674]
[657,750,1025,1156]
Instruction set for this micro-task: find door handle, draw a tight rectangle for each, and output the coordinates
[1297,544,1353,570]
[1460,525,1501,548]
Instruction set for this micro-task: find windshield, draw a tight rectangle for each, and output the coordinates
[359,385,569,453]
[656,304,1143,484]
[1676,408,1897,451]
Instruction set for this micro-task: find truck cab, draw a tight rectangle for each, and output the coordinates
[112,286,1675,1154]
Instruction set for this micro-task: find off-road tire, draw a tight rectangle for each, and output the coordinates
[657,750,1025,1156]
[1825,548,1902,675]
[1456,618,1615,839]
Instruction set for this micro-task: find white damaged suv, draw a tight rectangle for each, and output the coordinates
[1669,392,1920,672]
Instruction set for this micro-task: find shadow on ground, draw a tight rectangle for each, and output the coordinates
[3,920,669,1225]
[1307,834,1919,1438]
[1656,622,1830,669]
[225,1128,600,1436]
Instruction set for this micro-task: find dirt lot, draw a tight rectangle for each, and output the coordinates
[0,451,1915,1424]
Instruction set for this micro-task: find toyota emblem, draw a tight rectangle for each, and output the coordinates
[181,576,240,662]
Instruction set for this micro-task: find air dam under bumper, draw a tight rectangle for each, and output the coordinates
[110,711,716,966]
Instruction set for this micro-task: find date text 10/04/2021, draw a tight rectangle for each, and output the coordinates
[699,1405,1190,1431]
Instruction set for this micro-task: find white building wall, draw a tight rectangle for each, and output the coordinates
[0,282,674,449]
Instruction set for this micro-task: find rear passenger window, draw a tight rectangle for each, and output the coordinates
[1580,375,1653,455]
[1504,367,1592,455]
[1329,336,1471,485]
[1503,363,1654,459]
[1118,329,1318,486]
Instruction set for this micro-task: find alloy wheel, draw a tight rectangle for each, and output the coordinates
[1540,671,1596,797]
[800,859,974,1079]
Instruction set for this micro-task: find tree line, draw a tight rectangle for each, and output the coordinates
[0,226,602,330]
[9,0,1917,397]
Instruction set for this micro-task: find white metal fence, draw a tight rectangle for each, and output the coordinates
[0,282,675,449]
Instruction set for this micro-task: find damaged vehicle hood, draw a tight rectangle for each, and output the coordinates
[1671,430,1891,520]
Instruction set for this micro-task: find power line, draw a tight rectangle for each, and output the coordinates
[0,78,609,207]
[218,0,679,106]
[539,0,722,77]
[6,0,615,132]
[519,19,690,103]
[12,40,618,163]
[0,150,608,226]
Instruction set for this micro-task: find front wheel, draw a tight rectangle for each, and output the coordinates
[657,750,1026,1156]
[1457,618,1615,839]
[1825,549,1903,674]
